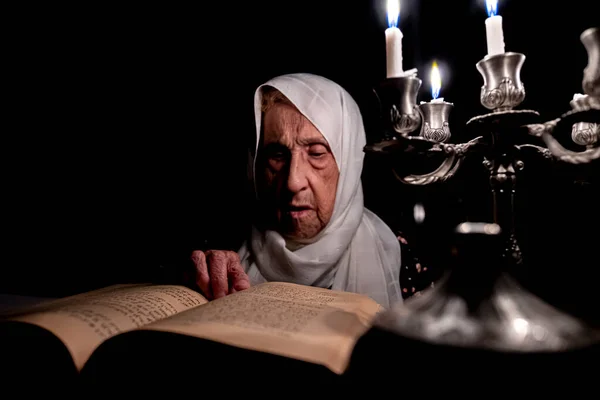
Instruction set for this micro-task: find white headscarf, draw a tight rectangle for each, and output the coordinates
[238,73,402,308]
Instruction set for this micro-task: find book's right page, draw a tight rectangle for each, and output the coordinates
[141,282,382,374]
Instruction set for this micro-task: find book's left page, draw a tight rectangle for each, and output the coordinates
[7,284,207,370]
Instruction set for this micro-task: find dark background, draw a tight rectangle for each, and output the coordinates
[3,1,598,322]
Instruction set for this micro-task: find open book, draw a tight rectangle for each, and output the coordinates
[1,281,382,391]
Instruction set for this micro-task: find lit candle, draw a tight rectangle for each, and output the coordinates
[430,61,444,103]
[385,0,403,78]
[485,0,505,56]
[418,61,453,143]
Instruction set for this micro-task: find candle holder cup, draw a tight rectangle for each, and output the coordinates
[375,76,422,138]
[570,95,599,147]
[418,101,453,143]
[476,52,526,112]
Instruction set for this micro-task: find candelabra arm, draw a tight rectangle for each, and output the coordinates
[514,144,554,159]
[392,136,483,185]
[526,118,600,164]
[392,151,457,185]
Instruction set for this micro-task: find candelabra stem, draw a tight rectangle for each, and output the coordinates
[468,110,541,268]
[483,135,525,267]
[490,165,522,266]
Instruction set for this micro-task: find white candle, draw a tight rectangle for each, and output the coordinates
[386,28,403,77]
[485,0,505,56]
[385,0,403,78]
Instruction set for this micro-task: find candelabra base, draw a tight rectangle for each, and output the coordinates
[343,222,599,394]
[344,321,598,395]
[374,273,599,352]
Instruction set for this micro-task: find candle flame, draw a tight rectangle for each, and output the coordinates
[430,61,441,100]
[387,0,400,28]
[486,0,498,17]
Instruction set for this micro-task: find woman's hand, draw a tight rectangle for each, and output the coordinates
[190,250,251,300]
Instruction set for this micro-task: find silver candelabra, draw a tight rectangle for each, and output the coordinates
[367,26,600,265]
[364,27,600,352]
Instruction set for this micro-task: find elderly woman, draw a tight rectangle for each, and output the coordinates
[191,73,432,308]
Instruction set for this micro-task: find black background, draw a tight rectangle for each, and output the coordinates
[2,0,598,322]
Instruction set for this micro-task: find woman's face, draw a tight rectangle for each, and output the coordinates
[257,103,339,240]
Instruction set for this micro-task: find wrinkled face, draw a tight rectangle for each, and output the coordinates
[257,103,339,240]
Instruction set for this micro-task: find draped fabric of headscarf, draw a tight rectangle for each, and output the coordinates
[238,73,402,308]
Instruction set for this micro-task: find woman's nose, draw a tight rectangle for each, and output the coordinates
[286,154,309,194]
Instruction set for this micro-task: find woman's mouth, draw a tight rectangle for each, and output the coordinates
[286,205,312,218]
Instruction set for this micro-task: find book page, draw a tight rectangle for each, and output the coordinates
[143,282,381,374]
[0,284,144,318]
[8,284,207,371]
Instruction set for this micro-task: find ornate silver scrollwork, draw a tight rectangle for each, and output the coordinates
[391,104,421,136]
[480,77,526,111]
[515,144,553,159]
[422,122,451,142]
[572,122,599,146]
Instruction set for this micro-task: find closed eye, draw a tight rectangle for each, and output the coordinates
[308,144,328,158]
[270,152,286,161]
[263,143,289,161]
